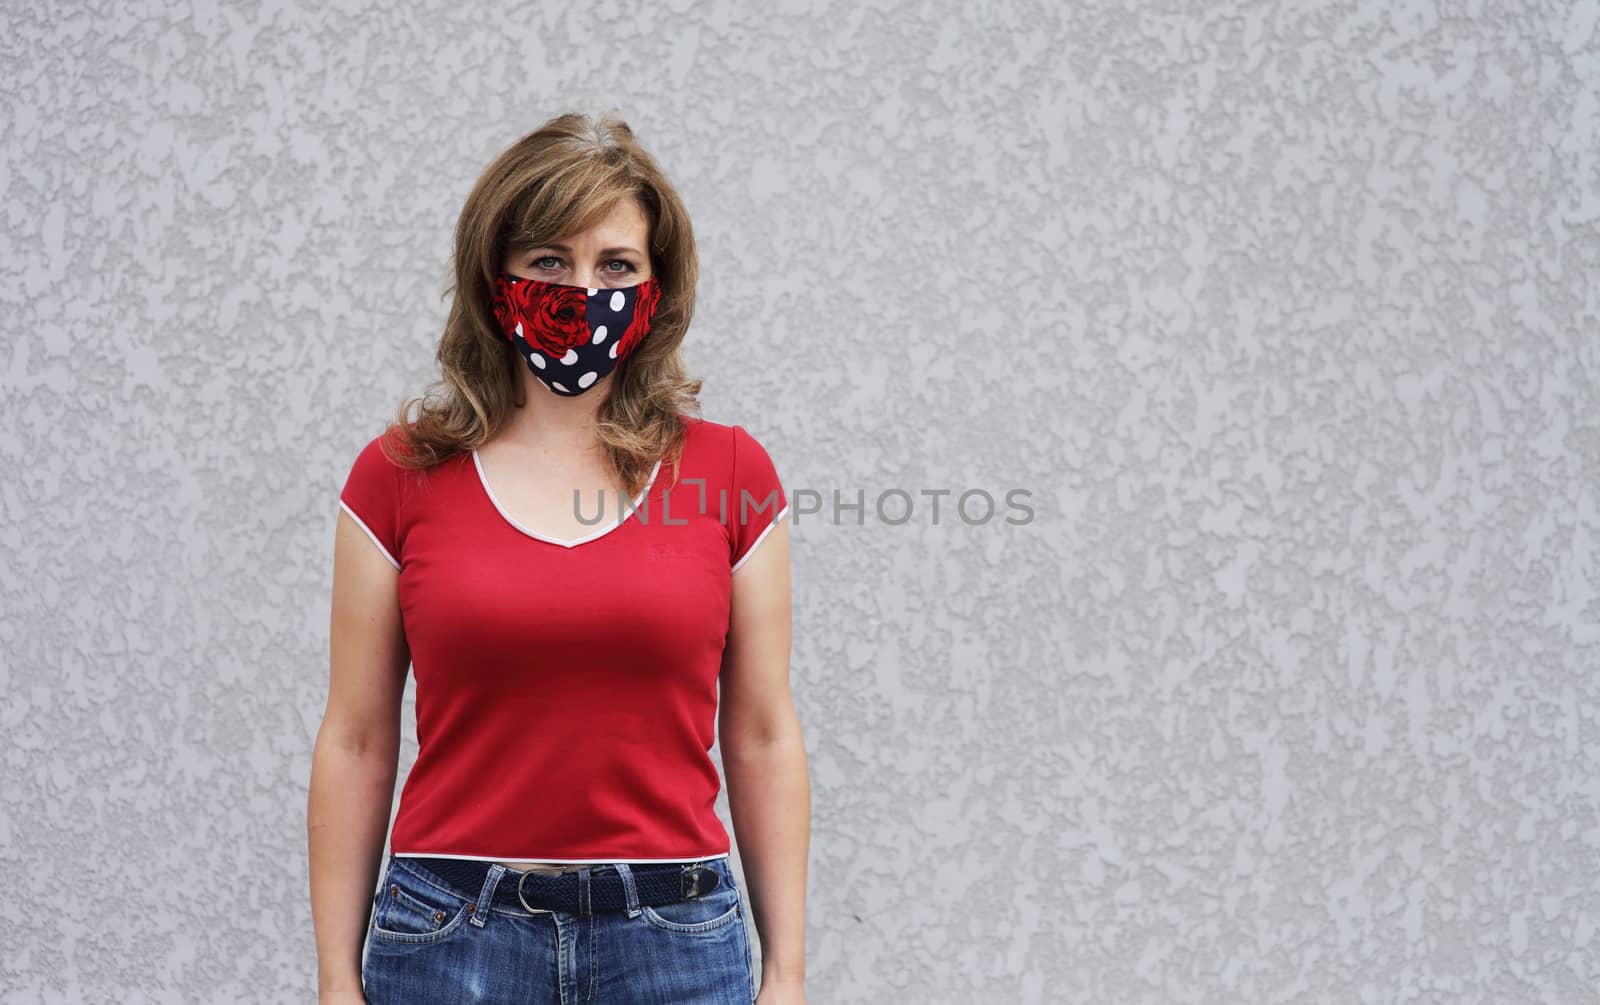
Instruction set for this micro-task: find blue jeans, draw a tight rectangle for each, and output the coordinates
[361,856,757,1004]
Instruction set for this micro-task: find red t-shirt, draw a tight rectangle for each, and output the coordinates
[337,414,788,863]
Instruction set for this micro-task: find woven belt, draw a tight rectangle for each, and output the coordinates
[398,856,723,916]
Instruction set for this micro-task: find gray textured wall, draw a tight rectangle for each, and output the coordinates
[4,1,1598,1002]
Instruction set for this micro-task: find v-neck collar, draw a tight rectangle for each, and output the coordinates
[471,448,663,549]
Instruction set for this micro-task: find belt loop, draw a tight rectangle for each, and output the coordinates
[470,864,505,928]
[614,863,641,918]
[577,865,592,916]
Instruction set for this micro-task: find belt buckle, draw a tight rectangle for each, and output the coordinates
[680,864,720,900]
[516,869,556,915]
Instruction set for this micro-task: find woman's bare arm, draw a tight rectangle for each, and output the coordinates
[308,511,410,998]
[719,519,810,999]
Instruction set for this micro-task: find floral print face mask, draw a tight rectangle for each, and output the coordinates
[490,272,663,396]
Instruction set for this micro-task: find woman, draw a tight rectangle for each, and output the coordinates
[308,112,811,1005]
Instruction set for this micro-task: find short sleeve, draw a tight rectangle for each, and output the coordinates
[729,423,788,572]
[338,433,403,571]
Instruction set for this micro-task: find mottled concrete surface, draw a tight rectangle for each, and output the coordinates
[3,0,1597,1002]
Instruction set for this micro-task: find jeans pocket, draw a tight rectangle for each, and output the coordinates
[639,880,742,935]
[370,862,475,944]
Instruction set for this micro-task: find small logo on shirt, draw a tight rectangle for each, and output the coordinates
[647,544,706,562]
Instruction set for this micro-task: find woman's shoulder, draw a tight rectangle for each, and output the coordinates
[677,413,728,437]
[671,415,782,484]
[675,414,744,461]
[677,413,770,446]
[347,421,466,487]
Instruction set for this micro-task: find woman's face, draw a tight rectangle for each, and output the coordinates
[503,197,653,290]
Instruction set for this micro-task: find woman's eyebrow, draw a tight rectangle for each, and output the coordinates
[529,243,643,256]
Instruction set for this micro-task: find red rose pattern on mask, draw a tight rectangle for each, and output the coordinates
[490,273,662,397]
[616,278,662,360]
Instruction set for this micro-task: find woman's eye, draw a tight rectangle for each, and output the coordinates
[529,257,633,275]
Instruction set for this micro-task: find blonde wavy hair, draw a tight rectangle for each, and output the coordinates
[381,111,702,498]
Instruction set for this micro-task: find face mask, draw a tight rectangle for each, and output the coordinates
[490,272,663,396]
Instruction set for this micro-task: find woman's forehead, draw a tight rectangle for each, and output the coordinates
[516,198,649,250]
